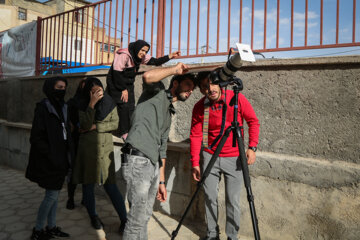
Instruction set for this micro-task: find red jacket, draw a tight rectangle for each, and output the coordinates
[190,89,260,167]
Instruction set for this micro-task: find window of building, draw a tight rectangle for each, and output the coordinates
[74,40,82,51]
[100,43,108,52]
[18,7,27,21]
[100,43,115,53]
[74,9,84,23]
[0,0,5,4]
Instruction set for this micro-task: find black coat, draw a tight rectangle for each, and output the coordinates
[26,99,72,190]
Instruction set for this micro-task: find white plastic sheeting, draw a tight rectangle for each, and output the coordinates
[0,21,37,79]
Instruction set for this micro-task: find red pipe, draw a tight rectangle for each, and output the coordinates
[75,12,79,66]
[187,0,191,56]
[136,0,139,40]
[85,7,89,65]
[196,0,200,55]
[251,0,254,49]
[320,0,323,45]
[206,0,210,53]
[217,0,220,52]
[227,0,231,51]
[114,0,119,51]
[305,0,308,46]
[178,0,182,52]
[90,7,95,64]
[276,0,279,48]
[107,2,112,63]
[121,0,125,48]
[70,12,75,67]
[239,0,242,43]
[353,0,356,43]
[151,0,154,55]
[336,0,339,44]
[264,0,267,49]
[57,15,61,65]
[170,0,173,54]
[35,17,42,75]
[291,0,294,47]
[128,0,132,45]
[143,0,147,40]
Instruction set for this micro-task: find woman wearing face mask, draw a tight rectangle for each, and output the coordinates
[106,39,180,140]
[26,76,72,240]
[72,77,127,237]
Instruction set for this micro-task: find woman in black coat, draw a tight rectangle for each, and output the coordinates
[26,76,72,240]
[65,79,86,210]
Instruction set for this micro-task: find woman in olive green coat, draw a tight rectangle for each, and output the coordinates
[72,77,127,233]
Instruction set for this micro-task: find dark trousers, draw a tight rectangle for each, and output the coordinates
[83,183,127,222]
[116,102,135,136]
[67,183,85,201]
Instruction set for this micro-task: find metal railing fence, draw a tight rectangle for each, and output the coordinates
[36,0,360,74]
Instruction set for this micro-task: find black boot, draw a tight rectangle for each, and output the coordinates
[66,198,75,210]
[30,228,51,240]
[90,215,104,230]
[46,226,70,238]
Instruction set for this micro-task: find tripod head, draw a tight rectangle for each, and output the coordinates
[215,76,243,91]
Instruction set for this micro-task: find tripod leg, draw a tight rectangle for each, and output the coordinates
[234,127,261,240]
[171,127,232,239]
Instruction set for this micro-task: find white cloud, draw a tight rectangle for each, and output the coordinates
[294,11,318,21]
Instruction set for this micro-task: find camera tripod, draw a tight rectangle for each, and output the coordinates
[171,78,260,240]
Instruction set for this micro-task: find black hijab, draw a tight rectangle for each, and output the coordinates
[128,40,150,68]
[79,77,116,121]
[42,76,68,121]
[70,79,86,107]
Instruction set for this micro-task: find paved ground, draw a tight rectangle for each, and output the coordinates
[0,165,207,240]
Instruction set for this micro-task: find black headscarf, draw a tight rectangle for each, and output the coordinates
[42,76,68,121]
[70,79,86,107]
[128,40,150,68]
[79,77,116,121]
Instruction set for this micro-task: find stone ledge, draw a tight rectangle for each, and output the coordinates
[2,120,359,189]
[0,119,32,130]
[253,151,360,189]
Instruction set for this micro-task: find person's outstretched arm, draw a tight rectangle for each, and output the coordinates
[142,62,189,84]
[146,51,181,66]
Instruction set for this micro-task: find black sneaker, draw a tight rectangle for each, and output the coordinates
[46,226,70,238]
[90,215,104,230]
[66,199,75,210]
[30,228,51,240]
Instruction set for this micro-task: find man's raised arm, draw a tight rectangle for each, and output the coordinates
[142,62,189,84]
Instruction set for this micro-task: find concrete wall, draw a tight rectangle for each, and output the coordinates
[0,56,359,240]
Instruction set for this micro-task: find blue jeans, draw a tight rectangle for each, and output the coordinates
[122,154,159,240]
[35,189,60,230]
[83,183,127,222]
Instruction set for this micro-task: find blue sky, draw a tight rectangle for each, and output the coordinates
[37,0,360,60]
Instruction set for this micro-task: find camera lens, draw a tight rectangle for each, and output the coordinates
[218,53,242,82]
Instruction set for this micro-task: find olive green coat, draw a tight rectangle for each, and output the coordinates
[72,107,119,184]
